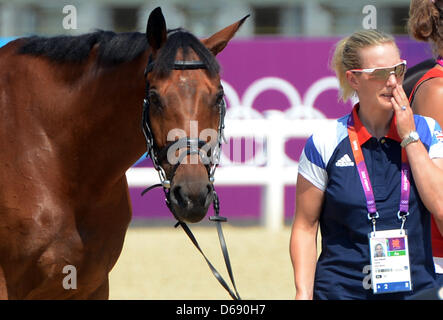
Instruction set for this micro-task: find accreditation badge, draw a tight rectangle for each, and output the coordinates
[368,229,412,294]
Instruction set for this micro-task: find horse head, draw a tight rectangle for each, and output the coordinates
[143,8,248,223]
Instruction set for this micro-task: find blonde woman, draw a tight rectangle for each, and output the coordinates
[408,0,443,286]
[290,29,443,300]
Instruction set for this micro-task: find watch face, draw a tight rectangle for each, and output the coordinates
[411,131,419,140]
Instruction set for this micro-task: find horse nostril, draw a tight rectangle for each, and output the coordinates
[172,186,189,209]
[171,183,213,211]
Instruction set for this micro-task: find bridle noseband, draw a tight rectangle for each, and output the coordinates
[140,55,240,300]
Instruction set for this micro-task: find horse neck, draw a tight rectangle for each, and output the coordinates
[68,50,149,188]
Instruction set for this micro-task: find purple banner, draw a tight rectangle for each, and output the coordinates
[130,37,431,221]
[0,36,432,222]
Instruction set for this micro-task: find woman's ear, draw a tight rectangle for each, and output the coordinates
[346,70,360,91]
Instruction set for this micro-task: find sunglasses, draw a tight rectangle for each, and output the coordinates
[350,60,407,80]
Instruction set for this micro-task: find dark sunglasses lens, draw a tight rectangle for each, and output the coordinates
[371,63,406,80]
[395,64,406,77]
[372,69,390,79]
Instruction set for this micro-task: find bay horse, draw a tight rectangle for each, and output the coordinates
[0,7,247,299]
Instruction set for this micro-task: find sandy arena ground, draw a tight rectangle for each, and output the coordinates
[109,223,297,300]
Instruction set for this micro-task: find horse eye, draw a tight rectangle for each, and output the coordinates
[149,91,162,107]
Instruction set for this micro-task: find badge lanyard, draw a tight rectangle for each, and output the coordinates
[347,113,410,233]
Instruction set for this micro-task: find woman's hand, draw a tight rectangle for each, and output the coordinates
[391,84,443,224]
[391,84,416,140]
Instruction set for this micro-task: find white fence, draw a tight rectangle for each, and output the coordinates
[126,118,335,231]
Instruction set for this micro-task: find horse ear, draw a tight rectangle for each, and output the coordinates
[146,7,167,55]
[202,14,250,56]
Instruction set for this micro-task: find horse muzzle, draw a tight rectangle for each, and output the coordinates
[168,178,214,223]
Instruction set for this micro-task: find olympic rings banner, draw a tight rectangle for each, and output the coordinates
[0,37,431,221]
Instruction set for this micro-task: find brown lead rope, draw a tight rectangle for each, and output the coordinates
[174,190,241,300]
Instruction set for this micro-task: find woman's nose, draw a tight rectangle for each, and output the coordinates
[386,73,398,87]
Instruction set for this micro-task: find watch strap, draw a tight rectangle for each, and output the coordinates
[400,131,419,148]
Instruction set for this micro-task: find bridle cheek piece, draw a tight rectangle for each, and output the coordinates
[140,56,240,300]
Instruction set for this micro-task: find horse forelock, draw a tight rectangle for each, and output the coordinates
[152,29,220,78]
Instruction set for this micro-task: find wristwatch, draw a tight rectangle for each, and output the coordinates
[400,131,420,148]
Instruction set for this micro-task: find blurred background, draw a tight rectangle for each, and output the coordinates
[0,0,414,38]
[0,0,435,299]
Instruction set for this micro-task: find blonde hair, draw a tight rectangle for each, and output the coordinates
[331,30,397,102]
[408,0,443,54]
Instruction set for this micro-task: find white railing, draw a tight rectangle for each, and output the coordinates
[126,118,335,231]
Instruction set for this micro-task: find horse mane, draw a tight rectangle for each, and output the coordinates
[17,31,148,66]
[17,28,220,75]
[152,28,220,77]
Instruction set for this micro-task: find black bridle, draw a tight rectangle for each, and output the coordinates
[141,56,226,191]
[140,56,240,300]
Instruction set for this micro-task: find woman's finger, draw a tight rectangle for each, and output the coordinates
[393,86,408,111]
[391,96,401,112]
[395,90,408,108]
[397,84,409,101]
